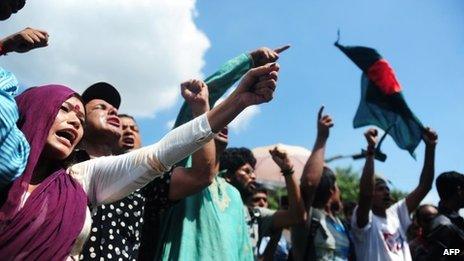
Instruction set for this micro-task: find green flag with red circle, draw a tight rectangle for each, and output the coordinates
[335,41,424,157]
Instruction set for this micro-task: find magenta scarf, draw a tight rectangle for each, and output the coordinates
[0,85,87,260]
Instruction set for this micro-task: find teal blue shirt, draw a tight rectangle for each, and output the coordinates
[0,67,30,189]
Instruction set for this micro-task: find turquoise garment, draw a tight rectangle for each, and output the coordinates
[0,67,30,189]
[173,53,253,128]
[156,53,254,260]
[158,175,254,261]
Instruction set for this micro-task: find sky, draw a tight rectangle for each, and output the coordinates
[1,0,463,205]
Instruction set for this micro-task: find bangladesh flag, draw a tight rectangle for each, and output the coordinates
[335,40,424,158]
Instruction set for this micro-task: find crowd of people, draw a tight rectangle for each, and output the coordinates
[0,1,463,260]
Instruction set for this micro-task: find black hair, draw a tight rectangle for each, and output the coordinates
[436,171,464,201]
[219,147,256,178]
[312,167,336,208]
[414,204,437,225]
[118,114,135,121]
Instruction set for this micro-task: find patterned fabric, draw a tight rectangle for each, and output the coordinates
[81,172,173,260]
[311,208,350,261]
[0,67,29,188]
[157,175,254,261]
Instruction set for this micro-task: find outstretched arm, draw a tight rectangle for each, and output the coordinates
[74,63,281,206]
[300,106,333,209]
[406,127,438,213]
[0,28,48,55]
[268,147,305,228]
[169,80,216,200]
[206,63,279,132]
[356,128,378,228]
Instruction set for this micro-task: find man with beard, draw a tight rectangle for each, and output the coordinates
[221,146,305,259]
[352,127,437,261]
[80,79,219,260]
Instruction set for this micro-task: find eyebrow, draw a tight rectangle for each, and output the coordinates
[64,102,85,118]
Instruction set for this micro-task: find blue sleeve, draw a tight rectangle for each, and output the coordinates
[0,67,30,189]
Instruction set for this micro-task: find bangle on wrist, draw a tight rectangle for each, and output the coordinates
[281,168,294,177]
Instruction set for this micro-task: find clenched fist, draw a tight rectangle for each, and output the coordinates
[0,27,48,54]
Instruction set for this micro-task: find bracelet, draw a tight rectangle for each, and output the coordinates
[281,168,294,177]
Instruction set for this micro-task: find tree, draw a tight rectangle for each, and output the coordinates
[334,166,408,204]
[335,166,361,203]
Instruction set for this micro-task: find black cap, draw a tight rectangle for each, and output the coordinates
[82,82,121,109]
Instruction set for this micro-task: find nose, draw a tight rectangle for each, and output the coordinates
[108,106,118,116]
[68,115,81,130]
[250,171,256,180]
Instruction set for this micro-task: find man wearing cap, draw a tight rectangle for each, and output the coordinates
[80,78,221,260]
[80,82,123,158]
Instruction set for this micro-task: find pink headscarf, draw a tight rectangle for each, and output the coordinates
[0,85,87,260]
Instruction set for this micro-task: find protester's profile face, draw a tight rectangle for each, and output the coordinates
[234,163,256,192]
[84,99,121,138]
[330,183,342,212]
[249,191,268,208]
[44,96,85,160]
[372,180,391,209]
[0,0,25,20]
[119,117,141,152]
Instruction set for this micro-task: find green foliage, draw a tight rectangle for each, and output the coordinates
[267,187,286,210]
[390,188,408,202]
[334,166,360,203]
[334,166,408,203]
[265,165,408,210]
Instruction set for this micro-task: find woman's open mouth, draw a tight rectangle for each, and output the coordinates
[55,129,77,147]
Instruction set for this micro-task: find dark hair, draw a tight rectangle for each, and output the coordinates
[436,171,464,200]
[219,147,256,178]
[118,113,135,121]
[414,204,437,225]
[253,184,268,195]
[312,167,336,208]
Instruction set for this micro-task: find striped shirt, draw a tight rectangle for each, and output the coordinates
[0,67,30,188]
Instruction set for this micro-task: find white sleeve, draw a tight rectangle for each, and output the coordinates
[68,114,214,206]
[351,206,372,242]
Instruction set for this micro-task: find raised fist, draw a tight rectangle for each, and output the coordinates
[269,146,293,171]
[232,62,280,107]
[181,79,210,114]
[422,127,438,147]
[1,27,48,54]
[364,128,378,149]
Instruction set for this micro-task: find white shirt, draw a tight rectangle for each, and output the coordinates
[351,199,412,261]
[20,114,214,259]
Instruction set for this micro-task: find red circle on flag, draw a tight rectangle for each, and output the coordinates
[367,59,402,95]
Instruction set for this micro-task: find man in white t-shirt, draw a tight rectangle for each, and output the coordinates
[352,127,437,261]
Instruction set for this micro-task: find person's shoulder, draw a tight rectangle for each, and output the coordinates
[253,207,276,218]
